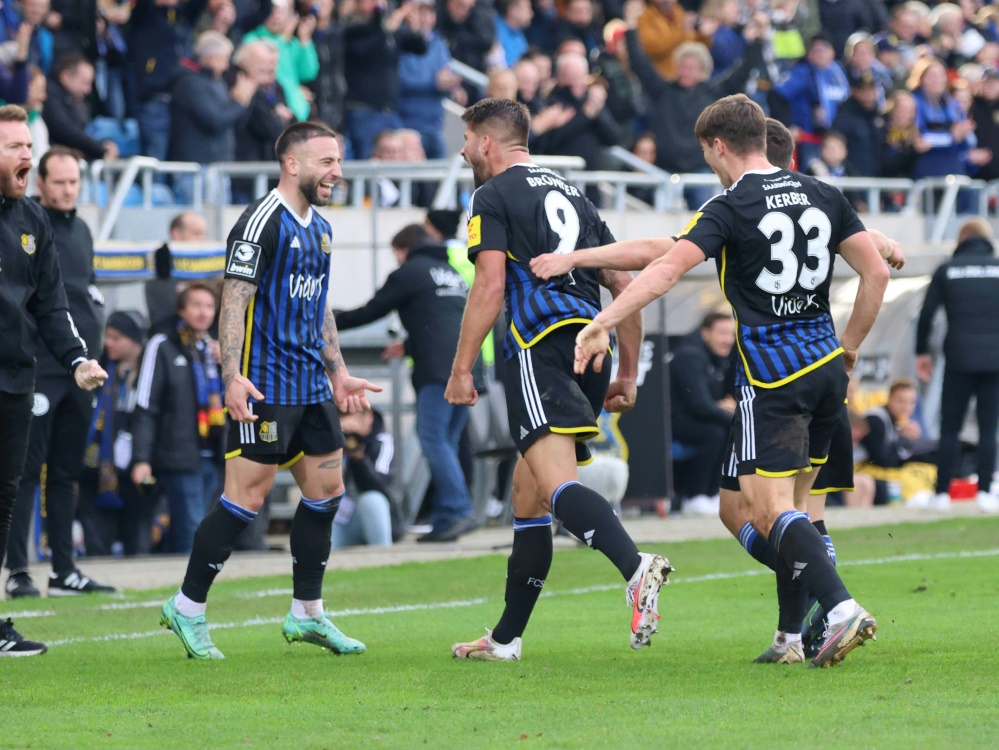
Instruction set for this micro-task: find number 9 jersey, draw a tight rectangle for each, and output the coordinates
[675,167,866,389]
[466,163,614,362]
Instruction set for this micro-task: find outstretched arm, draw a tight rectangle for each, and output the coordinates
[323,306,383,413]
[837,231,891,374]
[220,278,264,423]
[530,237,676,280]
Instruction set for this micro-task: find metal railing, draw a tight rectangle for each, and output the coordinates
[94,157,203,241]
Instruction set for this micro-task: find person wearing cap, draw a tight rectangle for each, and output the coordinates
[832,70,887,178]
[78,311,157,557]
[335,221,479,542]
[969,67,999,182]
[5,146,116,601]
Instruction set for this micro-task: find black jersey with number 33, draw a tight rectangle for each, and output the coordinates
[675,167,866,388]
[466,163,615,361]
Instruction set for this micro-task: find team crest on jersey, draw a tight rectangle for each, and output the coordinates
[227,241,262,278]
[321,233,332,254]
[259,421,278,443]
[467,215,481,248]
[21,234,36,255]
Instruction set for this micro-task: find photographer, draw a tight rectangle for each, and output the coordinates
[244,0,319,122]
[330,408,401,549]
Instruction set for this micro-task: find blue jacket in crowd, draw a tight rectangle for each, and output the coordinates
[775,60,849,134]
[912,88,974,179]
[398,33,451,140]
[495,14,528,67]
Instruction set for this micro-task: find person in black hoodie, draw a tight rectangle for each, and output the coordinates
[968,67,999,183]
[915,218,999,514]
[831,71,885,178]
[669,311,736,515]
[4,147,116,600]
[335,223,478,542]
[43,52,118,162]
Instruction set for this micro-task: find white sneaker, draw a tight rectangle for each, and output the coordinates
[976,491,999,514]
[906,490,933,508]
[926,493,952,512]
[681,495,716,515]
[626,552,673,650]
[452,629,521,661]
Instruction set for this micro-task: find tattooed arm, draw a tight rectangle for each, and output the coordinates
[321,304,348,385]
[323,305,384,413]
[221,278,264,422]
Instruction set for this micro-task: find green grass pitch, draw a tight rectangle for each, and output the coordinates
[2,517,997,749]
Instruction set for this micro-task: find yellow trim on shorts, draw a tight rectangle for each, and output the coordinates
[225,448,242,459]
[810,456,829,465]
[550,425,599,438]
[755,466,812,478]
[510,317,593,350]
[577,455,595,467]
[278,451,305,470]
[810,485,855,495]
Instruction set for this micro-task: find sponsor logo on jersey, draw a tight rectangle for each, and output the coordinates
[259,421,278,443]
[467,215,481,248]
[227,241,262,278]
[289,273,326,301]
[676,212,702,238]
[21,234,36,255]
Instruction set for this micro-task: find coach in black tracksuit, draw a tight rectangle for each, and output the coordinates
[916,219,999,500]
[5,149,113,599]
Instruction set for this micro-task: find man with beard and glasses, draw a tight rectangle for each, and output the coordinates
[446,98,672,662]
[159,121,381,661]
[0,104,107,656]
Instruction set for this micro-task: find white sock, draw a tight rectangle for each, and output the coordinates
[771,631,802,651]
[291,598,324,618]
[827,598,858,626]
[174,590,206,617]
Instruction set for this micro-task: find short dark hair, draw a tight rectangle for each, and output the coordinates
[461,97,531,148]
[176,282,218,312]
[0,103,27,124]
[889,377,917,396]
[765,118,794,171]
[38,147,80,180]
[391,224,431,252]
[274,121,338,160]
[52,51,91,81]
[694,94,766,157]
[700,311,733,330]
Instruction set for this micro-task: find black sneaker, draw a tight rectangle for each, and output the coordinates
[801,599,827,659]
[48,570,117,596]
[4,572,40,599]
[0,618,47,656]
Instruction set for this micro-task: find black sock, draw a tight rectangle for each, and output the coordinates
[552,481,640,580]
[491,517,553,645]
[737,522,778,572]
[181,496,254,603]
[776,559,809,634]
[291,494,342,601]
[769,511,850,614]
[812,519,828,536]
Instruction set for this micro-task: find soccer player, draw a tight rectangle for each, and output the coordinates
[160,121,381,660]
[532,118,905,662]
[574,95,889,668]
[445,99,672,662]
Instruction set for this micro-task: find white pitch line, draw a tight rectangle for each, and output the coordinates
[99,601,166,611]
[2,609,56,619]
[43,547,999,649]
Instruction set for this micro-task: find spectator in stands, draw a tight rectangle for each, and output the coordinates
[146,211,208,331]
[832,72,885,179]
[26,65,47,158]
[625,20,764,206]
[843,32,892,106]
[127,0,205,163]
[78,311,156,558]
[495,0,532,67]
[875,37,906,93]
[43,52,117,162]
[330,408,398,549]
[49,0,97,60]
[915,218,999,514]
[0,22,30,105]
[486,67,518,99]
[169,31,257,205]
[399,0,460,160]
[311,0,346,133]
[858,378,925,506]
[438,0,495,85]
[592,19,641,137]
[523,45,554,96]
[551,0,601,56]
[537,52,618,203]
[335,224,478,543]
[193,0,274,45]
[513,57,544,112]
[525,0,556,51]
[774,31,849,169]
[131,283,226,554]
[882,89,928,180]
[817,0,887,59]
[243,0,319,122]
[767,0,813,73]
[970,67,999,181]
[627,131,657,204]
[342,0,425,160]
[804,130,854,178]
[928,1,985,71]
[636,0,714,81]
[873,2,922,74]
[670,311,736,516]
[91,0,132,120]
[14,0,53,75]
[3,147,113,599]
[702,0,744,79]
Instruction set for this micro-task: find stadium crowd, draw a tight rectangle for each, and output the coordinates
[2,0,999,205]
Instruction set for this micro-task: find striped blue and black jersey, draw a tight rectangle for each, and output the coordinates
[224,190,334,405]
[466,163,613,361]
[674,167,866,388]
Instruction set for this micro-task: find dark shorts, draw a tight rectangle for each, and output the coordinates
[501,325,611,466]
[720,359,848,480]
[225,399,345,467]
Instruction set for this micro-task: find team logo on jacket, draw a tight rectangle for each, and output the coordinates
[259,421,278,443]
[321,233,332,254]
[21,234,36,254]
[31,393,49,416]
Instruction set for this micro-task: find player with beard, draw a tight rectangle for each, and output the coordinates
[160,121,381,660]
[446,99,672,661]
[0,104,107,656]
